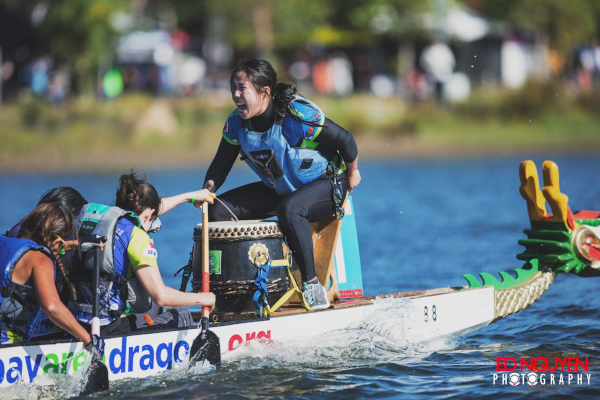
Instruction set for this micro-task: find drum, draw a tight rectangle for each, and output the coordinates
[191,220,290,314]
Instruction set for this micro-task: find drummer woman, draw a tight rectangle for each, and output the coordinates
[205,58,361,311]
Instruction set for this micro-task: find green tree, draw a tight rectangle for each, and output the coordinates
[41,0,128,96]
[7,0,129,96]
[468,0,597,52]
[175,0,431,53]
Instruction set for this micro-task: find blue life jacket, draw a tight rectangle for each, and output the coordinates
[0,236,58,342]
[68,203,152,324]
[238,98,329,195]
[4,223,21,239]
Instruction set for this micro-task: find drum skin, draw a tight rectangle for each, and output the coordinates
[191,220,290,313]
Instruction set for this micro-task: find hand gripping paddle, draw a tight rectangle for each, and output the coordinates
[79,235,110,395]
[190,181,222,369]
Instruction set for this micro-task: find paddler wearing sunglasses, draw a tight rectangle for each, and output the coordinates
[65,171,217,335]
[0,203,102,355]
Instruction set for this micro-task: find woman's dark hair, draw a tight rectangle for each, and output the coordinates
[231,58,318,127]
[38,187,88,216]
[116,170,161,217]
[17,203,77,300]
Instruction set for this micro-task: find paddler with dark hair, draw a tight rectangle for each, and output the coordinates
[5,186,89,240]
[67,171,217,335]
[4,186,90,281]
[0,203,103,355]
[205,58,361,311]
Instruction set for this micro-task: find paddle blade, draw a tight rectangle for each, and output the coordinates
[80,359,109,396]
[190,325,221,369]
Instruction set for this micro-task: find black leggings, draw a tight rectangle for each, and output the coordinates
[209,174,348,282]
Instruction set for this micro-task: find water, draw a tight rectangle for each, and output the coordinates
[1,155,600,399]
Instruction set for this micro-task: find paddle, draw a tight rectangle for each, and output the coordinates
[79,234,109,395]
[190,181,222,369]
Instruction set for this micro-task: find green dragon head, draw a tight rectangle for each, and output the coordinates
[464,160,600,291]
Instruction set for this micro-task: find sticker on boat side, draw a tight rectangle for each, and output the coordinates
[228,330,271,351]
[424,305,437,322]
[0,336,192,385]
[209,251,222,274]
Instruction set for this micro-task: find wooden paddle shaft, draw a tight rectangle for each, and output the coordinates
[201,180,214,318]
[202,202,209,294]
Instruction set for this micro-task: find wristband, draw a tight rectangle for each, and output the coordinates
[190,192,197,204]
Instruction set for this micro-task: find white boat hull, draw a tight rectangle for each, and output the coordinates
[0,286,494,387]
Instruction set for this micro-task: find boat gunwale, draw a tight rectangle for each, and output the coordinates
[0,286,473,351]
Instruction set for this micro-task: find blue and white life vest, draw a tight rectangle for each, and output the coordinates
[0,236,58,342]
[237,98,329,195]
[68,203,152,324]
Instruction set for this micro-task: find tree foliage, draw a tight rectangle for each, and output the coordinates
[175,0,430,51]
[467,0,597,51]
[5,0,128,95]
[5,0,600,96]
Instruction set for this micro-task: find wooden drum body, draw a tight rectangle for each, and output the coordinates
[191,220,290,314]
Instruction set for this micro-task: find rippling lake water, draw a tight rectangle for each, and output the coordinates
[1,155,599,399]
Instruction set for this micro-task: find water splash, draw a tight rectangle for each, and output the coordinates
[353,296,454,351]
[187,358,216,375]
[1,351,95,399]
[226,297,456,371]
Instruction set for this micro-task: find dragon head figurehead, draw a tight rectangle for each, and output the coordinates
[516,160,600,277]
[463,160,600,320]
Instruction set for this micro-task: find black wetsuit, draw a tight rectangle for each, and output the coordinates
[204,101,358,282]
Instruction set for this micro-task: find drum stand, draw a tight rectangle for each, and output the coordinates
[259,256,312,316]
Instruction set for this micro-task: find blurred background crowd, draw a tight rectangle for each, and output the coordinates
[1,0,600,171]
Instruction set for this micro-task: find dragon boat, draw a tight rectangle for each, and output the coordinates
[0,160,598,393]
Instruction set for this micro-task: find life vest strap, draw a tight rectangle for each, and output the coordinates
[70,270,127,286]
[101,273,127,285]
[176,255,193,292]
[68,300,123,319]
[326,162,345,220]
